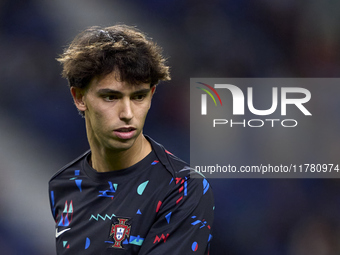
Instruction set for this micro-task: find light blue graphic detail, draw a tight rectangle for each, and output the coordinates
[58,215,64,227]
[63,241,68,248]
[64,216,69,226]
[191,220,201,225]
[89,213,116,221]
[129,235,144,246]
[58,201,73,226]
[165,212,172,224]
[137,180,149,195]
[63,204,68,213]
[191,216,208,228]
[98,181,116,198]
[69,170,82,192]
[113,183,118,191]
[203,179,209,195]
[136,209,142,215]
[85,237,90,249]
[51,191,55,217]
[192,241,198,251]
[68,202,73,213]
[58,215,70,227]
[75,179,82,192]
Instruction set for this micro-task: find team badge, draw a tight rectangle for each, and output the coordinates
[110,218,131,248]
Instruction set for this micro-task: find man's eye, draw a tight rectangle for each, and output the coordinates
[103,95,118,101]
[133,94,147,101]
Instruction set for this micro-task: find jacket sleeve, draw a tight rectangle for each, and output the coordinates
[137,175,214,255]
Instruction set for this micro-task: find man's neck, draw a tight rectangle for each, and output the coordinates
[89,134,152,172]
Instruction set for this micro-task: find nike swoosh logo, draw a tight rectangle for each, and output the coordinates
[56,228,71,238]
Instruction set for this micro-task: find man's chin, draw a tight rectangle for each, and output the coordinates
[107,137,137,151]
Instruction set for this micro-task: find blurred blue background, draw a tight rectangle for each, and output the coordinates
[1,0,340,254]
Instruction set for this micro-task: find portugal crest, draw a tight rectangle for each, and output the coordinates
[110,218,131,248]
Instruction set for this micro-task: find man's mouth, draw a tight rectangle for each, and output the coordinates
[114,127,137,140]
[115,127,136,132]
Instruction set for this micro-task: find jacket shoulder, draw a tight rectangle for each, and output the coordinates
[49,150,90,182]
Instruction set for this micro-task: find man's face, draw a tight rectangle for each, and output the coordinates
[71,71,155,152]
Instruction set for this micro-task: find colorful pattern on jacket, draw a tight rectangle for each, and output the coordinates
[49,136,214,254]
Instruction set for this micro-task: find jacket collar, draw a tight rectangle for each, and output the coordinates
[145,135,174,174]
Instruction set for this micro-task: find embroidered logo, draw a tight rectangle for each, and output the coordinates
[110,218,131,248]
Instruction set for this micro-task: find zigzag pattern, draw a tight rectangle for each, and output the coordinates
[153,233,169,243]
[89,213,116,221]
[58,200,73,226]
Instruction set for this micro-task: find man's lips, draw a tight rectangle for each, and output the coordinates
[113,127,136,140]
[114,127,136,132]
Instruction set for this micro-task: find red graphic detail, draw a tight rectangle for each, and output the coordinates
[68,201,73,223]
[110,218,131,248]
[201,218,211,229]
[153,233,170,243]
[66,245,70,249]
[156,201,162,213]
[165,150,173,155]
[175,178,184,185]
[175,178,185,204]
[176,196,183,204]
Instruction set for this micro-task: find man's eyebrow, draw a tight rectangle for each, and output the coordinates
[96,89,122,95]
[96,88,151,95]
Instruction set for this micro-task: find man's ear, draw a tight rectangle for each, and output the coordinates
[151,85,156,97]
[148,86,156,109]
[70,87,87,112]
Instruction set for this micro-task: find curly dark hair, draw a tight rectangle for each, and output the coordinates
[56,25,171,89]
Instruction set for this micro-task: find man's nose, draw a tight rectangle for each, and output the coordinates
[119,98,134,120]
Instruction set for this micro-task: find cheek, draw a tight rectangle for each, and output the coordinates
[89,107,114,130]
[97,110,116,125]
[136,105,151,119]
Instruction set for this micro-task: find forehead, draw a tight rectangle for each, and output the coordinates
[87,71,151,92]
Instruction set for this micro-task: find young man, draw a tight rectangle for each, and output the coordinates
[49,25,214,254]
